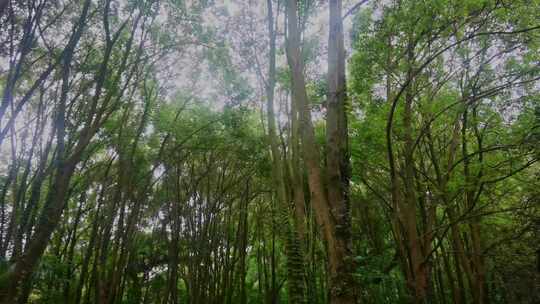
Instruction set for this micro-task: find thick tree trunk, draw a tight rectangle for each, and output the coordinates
[326,0,356,302]
[285,1,356,303]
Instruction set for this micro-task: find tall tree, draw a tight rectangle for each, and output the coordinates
[285,0,357,302]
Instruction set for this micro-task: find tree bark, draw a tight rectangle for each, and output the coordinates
[285,1,356,303]
[326,0,357,302]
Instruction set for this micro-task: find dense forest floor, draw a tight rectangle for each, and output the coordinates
[0,0,539,303]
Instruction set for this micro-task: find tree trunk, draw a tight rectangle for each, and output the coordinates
[326,0,356,302]
[285,1,356,303]
[264,1,308,302]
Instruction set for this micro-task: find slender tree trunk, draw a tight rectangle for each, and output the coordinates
[63,191,86,303]
[0,1,91,301]
[264,1,307,302]
[462,108,488,304]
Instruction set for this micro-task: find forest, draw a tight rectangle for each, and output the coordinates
[0,0,538,303]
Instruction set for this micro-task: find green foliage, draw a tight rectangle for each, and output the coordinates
[0,1,538,303]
